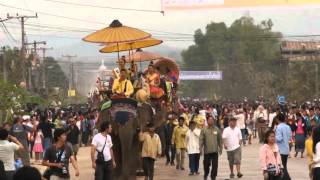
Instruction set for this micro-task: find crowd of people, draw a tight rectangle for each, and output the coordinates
[0,107,98,180]
[1,98,320,180]
[149,99,320,180]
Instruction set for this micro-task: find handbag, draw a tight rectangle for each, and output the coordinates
[257,117,265,123]
[257,112,265,123]
[266,163,277,176]
[96,139,107,164]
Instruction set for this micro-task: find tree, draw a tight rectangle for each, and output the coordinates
[0,80,47,123]
[45,57,68,91]
[0,47,23,84]
[181,16,283,100]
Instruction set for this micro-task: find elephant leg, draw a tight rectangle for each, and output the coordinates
[118,121,135,180]
[111,134,122,178]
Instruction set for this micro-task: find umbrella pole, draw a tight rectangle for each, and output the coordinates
[117,43,120,62]
[140,61,142,71]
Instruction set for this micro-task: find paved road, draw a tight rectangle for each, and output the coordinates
[34,139,309,180]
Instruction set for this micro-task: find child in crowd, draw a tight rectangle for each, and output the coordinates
[32,128,43,163]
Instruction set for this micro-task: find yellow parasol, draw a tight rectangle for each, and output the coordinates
[82,20,151,44]
[99,38,163,53]
[82,19,151,60]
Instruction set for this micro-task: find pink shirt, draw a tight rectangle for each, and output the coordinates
[259,144,282,173]
[296,120,304,134]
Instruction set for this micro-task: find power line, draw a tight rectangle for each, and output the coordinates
[0,2,193,36]
[41,0,164,14]
[0,2,106,25]
[0,22,18,43]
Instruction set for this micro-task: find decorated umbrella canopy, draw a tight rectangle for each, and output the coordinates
[153,57,180,81]
[82,19,151,59]
[124,50,162,63]
[99,37,163,53]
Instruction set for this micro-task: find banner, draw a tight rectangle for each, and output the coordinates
[180,71,222,80]
[163,0,320,9]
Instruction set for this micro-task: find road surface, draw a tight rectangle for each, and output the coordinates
[34,139,309,180]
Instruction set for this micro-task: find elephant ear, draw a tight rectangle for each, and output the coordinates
[101,100,112,111]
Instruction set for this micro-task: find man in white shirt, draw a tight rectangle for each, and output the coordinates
[91,121,116,180]
[185,121,201,175]
[253,105,268,143]
[234,109,247,145]
[268,108,277,128]
[0,128,24,180]
[222,117,243,179]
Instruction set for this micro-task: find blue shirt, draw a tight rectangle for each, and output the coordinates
[276,123,292,155]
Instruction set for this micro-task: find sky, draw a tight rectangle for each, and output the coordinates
[1,0,320,53]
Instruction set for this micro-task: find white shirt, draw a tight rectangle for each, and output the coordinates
[253,109,268,123]
[199,110,207,127]
[185,128,201,154]
[268,112,277,128]
[0,140,19,171]
[92,133,113,161]
[212,108,218,119]
[222,126,242,151]
[314,142,320,168]
[235,113,246,129]
[76,120,81,130]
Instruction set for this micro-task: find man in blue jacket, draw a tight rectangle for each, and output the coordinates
[275,113,292,180]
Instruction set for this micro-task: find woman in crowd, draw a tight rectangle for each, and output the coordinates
[32,127,43,163]
[287,113,296,158]
[146,62,164,99]
[295,113,307,158]
[219,107,230,129]
[259,130,283,180]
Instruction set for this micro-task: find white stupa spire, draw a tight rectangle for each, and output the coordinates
[99,59,107,71]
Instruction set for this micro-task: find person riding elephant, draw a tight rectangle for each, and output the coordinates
[146,62,164,99]
[112,69,134,98]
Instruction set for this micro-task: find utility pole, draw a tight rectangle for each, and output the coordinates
[6,13,38,87]
[0,47,7,82]
[39,47,53,90]
[62,55,77,91]
[28,46,53,91]
[24,40,45,91]
[316,47,319,98]
[25,41,46,55]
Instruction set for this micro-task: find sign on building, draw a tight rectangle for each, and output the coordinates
[68,89,76,97]
[180,71,222,80]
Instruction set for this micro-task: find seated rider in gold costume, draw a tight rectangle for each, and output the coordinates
[112,69,134,98]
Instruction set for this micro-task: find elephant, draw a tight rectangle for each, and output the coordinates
[97,98,167,180]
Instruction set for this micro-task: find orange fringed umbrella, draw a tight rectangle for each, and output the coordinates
[153,57,180,80]
[124,50,162,63]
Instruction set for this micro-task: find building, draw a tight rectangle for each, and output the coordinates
[281,41,320,61]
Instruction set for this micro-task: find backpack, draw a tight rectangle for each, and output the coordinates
[96,138,107,164]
